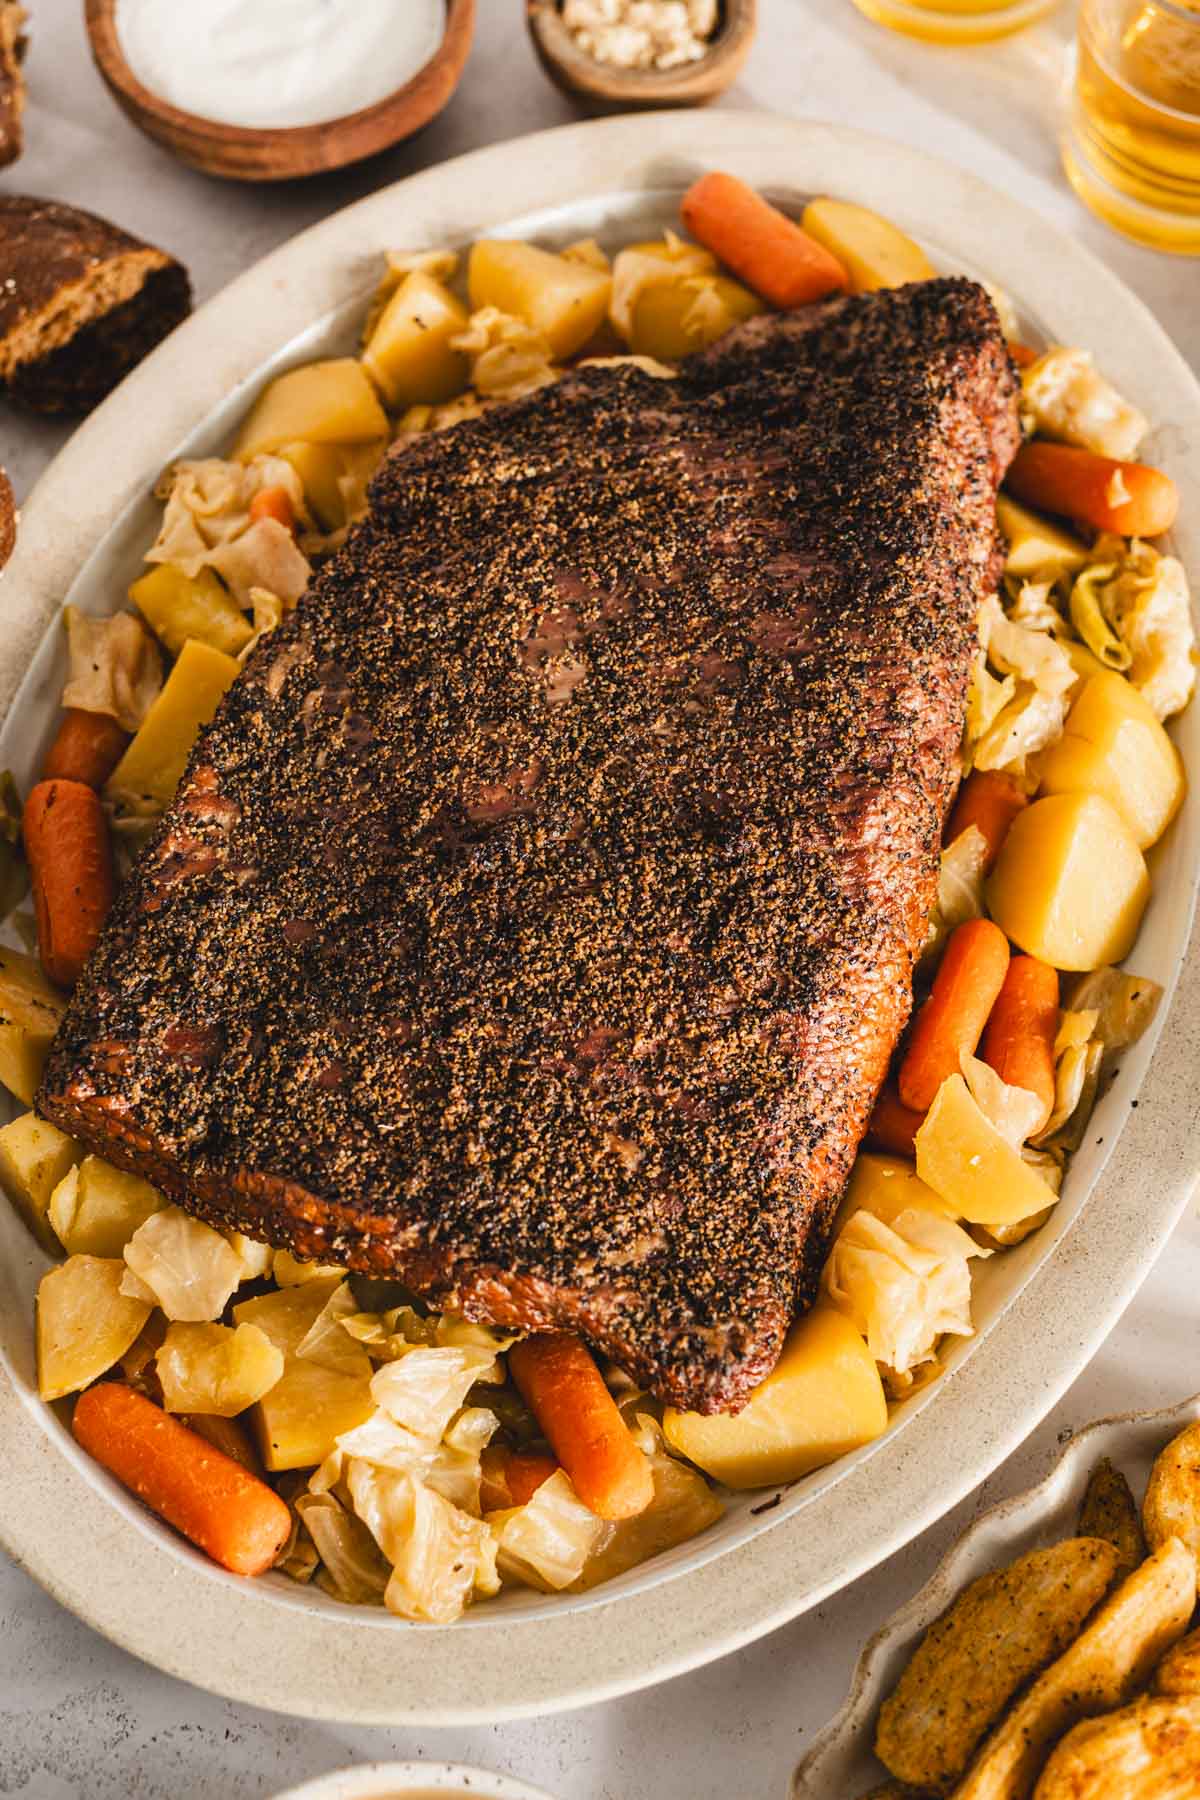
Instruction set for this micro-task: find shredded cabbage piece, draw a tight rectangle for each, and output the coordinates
[121,1206,242,1321]
[1022,347,1147,461]
[61,606,162,733]
[345,1460,499,1623]
[295,1491,390,1603]
[294,1279,368,1375]
[369,1344,499,1444]
[573,1414,723,1589]
[923,825,988,966]
[1007,578,1066,636]
[236,587,289,664]
[450,307,558,400]
[823,1204,990,1377]
[491,1468,605,1593]
[1072,537,1196,720]
[609,234,716,344]
[1067,967,1163,1064]
[960,1052,1047,1149]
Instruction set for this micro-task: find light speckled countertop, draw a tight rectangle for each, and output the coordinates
[2,4,1198,1796]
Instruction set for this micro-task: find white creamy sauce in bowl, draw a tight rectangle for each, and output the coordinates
[116,0,445,130]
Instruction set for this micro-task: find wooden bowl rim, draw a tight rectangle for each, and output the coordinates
[526,0,756,100]
[84,0,474,158]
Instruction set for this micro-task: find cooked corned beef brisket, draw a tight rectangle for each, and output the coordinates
[39,277,1021,1412]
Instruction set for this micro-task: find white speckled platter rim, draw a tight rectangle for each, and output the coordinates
[0,112,1197,1725]
[791,1393,1200,1796]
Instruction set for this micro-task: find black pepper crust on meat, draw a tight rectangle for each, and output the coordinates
[39,277,1021,1413]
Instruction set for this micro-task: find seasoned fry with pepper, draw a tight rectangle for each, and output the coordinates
[875,1539,1120,1792]
[1032,1695,1200,1798]
[1142,1423,1200,1585]
[1078,1457,1146,1576]
[952,1537,1196,1800]
[1153,1626,1200,1698]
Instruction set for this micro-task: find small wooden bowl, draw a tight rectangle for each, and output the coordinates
[84,0,476,183]
[527,0,756,110]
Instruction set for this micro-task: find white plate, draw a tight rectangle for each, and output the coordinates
[0,112,1198,1726]
[271,1764,558,1799]
[791,1392,1200,1796]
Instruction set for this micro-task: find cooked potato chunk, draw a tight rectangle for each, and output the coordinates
[627,272,763,361]
[272,1247,346,1286]
[156,1320,284,1416]
[234,357,388,461]
[361,269,469,407]
[801,198,936,292]
[280,438,385,531]
[48,1154,166,1258]
[106,638,240,811]
[1154,1626,1200,1696]
[37,1255,151,1400]
[914,1076,1058,1227]
[1036,672,1185,850]
[662,1305,886,1489]
[0,944,65,1106]
[986,792,1150,972]
[1021,347,1148,462]
[1078,1457,1146,1575]
[468,239,610,360]
[835,1150,960,1234]
[876,1537,1120,1792]
[995,495,1089,582]
[129,564,252,660]
[233,1278,373,1470]
[0,1110,81,1255]
[1143,1423,1200,1584]
[953,1537,1195,1800]
[1033,1695,1200,1799]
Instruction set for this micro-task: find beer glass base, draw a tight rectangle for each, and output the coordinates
[848,0,1061,43]
[1062,123,1200,255]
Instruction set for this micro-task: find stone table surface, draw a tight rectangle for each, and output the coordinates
[1,2,1197,1796]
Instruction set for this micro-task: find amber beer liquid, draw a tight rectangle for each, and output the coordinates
[848,0,1060,45]
[1064,0,1200,251]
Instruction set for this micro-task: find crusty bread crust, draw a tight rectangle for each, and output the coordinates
[0,196,191,413]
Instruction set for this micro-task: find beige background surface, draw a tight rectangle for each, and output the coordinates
[1,3,1198,1796]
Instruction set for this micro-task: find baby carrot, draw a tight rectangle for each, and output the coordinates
[980,954,1059,1133]
[23,777,115,988]
[1006,442,1178,538]
[480,1443,559,1512]
[42,708,130,789]
[508,1332,654,1521]
[73,1383,290,1577]
[1008,341,1039,369]
[898,918,1011,1114]
[248,485,295,532]
[680,172,848,310]
[866,1084,926,1158]
[946,770,1029,872]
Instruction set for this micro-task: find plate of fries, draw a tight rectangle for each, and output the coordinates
[794,1394,1200,1797]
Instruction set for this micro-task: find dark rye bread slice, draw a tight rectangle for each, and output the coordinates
[0,2,26,169]
[0,196,191,414]
[40,279,1021,1412]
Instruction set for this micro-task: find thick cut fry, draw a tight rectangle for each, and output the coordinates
[1032,1695,1200,1798]
[1077,1457,1146,1576]
[1155,1626,1200,1697]
[1143,1423,1200,1585]
[509,1332,654,1521]
[899,919,1010,1113]
[23,778,115,988]
[980,957,1058,1135]
[952,1537,1196,1800]
[72,1382,291,1577]
[866,1086,926,1158]
[875,1538,1120,1792]
[946,772,1028,874]
[1006,441,1179,538]
[680,172,848,308]
[42,708,130,789]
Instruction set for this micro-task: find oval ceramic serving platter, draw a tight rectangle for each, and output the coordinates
[791,1392,1200,1796]
[0,113,1198,1725]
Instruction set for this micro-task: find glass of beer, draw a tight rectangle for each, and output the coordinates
[1063,0,1200,252]
[848,0,1061,44]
